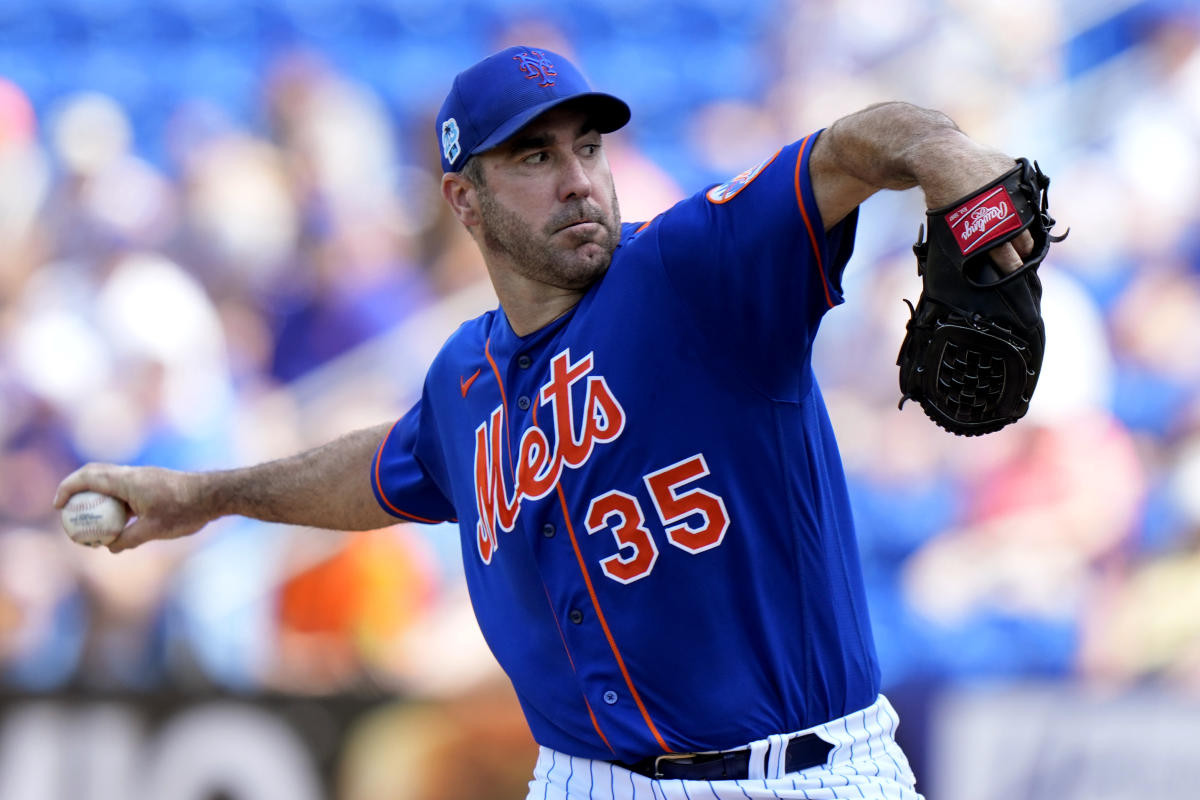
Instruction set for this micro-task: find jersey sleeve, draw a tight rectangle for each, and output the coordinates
[371,396,458,524]
[653,131,859,391]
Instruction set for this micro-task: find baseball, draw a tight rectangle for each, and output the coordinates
[61,491,129,548]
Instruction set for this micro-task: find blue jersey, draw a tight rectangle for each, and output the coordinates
[372,132,878,763]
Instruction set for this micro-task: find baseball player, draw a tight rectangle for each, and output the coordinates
[56,46,1040,799]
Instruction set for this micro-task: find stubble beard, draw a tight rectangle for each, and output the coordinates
[477,187,622,291]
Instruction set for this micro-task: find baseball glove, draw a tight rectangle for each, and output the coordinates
[897,158,1067,436]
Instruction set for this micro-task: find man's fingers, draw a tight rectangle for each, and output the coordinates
[54,464,123,508]
[108,514,208,554]
[107,520,144,554]
[987,231,1035,275]
[53,469,87,508]
[108,516,174,554]
[988,243,1022,274]
[1013,230,1034,259]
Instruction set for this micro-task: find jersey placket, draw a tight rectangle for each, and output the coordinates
[518,341,674,757]
[486,335,625,755]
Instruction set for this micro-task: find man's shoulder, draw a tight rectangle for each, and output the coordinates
[425,307,497,378]
[617,219,654,247]
[614,192,706,252]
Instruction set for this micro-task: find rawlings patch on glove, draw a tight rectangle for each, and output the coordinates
[897,158,1067,436]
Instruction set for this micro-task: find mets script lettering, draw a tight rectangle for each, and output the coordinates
[473,349,625,563]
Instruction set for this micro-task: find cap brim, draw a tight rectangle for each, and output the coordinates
[471,92,631,160]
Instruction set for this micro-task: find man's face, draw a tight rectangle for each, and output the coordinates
[469,105,622,291]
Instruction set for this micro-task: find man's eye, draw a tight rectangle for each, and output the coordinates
[582,144,600,156]
[523,152,548,164]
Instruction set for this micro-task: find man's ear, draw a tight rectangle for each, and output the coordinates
[442,171,481,227]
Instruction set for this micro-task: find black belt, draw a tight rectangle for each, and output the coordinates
[614,733,833,780]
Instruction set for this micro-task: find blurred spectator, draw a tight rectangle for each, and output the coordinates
[337,679,537,800]
[0,79,49,309]
[271,526,438,694]
[0,530,86,691]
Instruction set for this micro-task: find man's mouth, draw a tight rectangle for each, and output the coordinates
[556,219,601,234]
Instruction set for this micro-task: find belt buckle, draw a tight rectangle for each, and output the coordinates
[651,750,722,779]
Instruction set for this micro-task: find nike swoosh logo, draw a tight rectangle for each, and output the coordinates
[460,368,481,398]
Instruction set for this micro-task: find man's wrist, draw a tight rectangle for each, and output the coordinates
[906,130,1016,209]
[189,469,236,522]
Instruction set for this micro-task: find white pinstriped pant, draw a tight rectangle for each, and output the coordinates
[526,696,924,800]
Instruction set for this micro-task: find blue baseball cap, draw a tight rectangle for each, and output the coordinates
[436,46,631,174]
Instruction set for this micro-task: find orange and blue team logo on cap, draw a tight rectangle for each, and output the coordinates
[513,50,557,86]
[706,150,781,204]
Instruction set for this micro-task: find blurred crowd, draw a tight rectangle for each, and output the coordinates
[1,0,1199,717]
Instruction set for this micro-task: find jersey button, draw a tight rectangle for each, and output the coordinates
[568,608,583,624]
[542,523,556,538]
[603,690,618,705]
[517,354,532,369]
[517,395,531,410]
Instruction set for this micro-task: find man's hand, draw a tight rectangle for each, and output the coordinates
[915,143,1036,274]
[897,158,1066,435]
[54,464,215,553]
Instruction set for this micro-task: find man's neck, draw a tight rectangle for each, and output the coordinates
[487,265,587,337]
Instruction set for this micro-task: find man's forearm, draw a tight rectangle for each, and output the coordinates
[821,102,960,192]
[200,423,397,532]
[54,421,401,552]
[812,101,1022,229]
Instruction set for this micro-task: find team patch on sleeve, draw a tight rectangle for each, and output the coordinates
[705,150,780,204]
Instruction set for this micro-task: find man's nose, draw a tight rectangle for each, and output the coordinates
[559,155,593,201]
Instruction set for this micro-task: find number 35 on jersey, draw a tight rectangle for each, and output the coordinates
[472,348,730,581]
